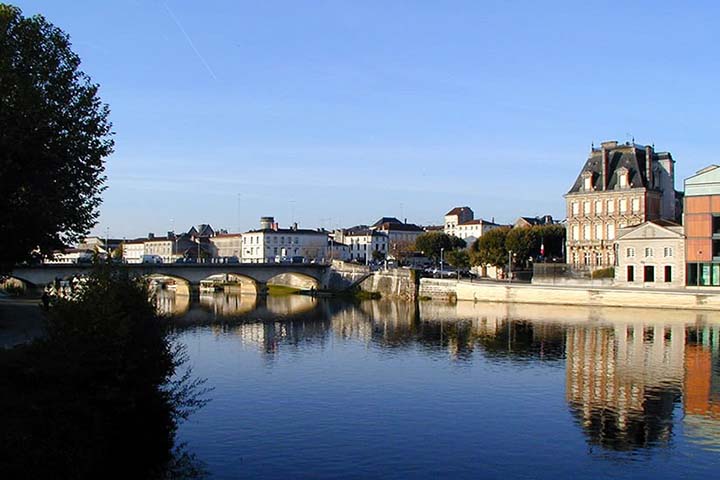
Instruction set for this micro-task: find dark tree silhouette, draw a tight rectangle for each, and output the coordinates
[0,4,113,272]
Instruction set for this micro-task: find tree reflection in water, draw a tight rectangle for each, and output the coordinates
[0,268,208,479]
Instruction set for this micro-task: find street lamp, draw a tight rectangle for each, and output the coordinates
[508,249,513,282]
[440,247,445,277]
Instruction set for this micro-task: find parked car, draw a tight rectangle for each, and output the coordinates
[141,254,163,264]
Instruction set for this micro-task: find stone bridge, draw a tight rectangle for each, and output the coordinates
[9,263,333,295]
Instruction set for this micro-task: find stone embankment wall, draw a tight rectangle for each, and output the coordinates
[418,279,457,301]
[456,281,720,311]
[358,268,418,301]
[326,261,372,291]
[327,262,419,300]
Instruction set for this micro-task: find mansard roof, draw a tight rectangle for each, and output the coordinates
[445,206,473,216]
[567,142,672,195]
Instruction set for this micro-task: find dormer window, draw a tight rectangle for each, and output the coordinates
[616,167,630,188]
[582,171,594,191]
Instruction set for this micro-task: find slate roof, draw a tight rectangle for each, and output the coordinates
[245,228,327,235]
[371,217,403,227]
[459,218,498,226]
[445,206,473,216]
[567,143,671,194]
[374,222,424,232]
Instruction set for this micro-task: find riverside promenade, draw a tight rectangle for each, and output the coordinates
[419,278,720,311]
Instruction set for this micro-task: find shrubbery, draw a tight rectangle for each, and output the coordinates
[0,265,207,479]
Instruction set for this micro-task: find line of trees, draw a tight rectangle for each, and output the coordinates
[469,225,566,269]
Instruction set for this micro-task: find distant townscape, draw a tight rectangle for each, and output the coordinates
[49,139,720,289]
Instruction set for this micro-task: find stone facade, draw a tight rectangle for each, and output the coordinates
[210,233,243,259]
[614,221,685,288]
[565,140,680,268]
[242,220,328,263]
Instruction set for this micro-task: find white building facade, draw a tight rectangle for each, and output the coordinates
[614,220,685,288]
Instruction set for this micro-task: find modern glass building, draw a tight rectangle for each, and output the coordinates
[685,165,720,286]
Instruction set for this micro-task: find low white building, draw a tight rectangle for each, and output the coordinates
[122,239,146,264]
[614,220,685,288]
[45,248,94,264]
[337,228,388,263]
[210,233,243,259]
[242,218,329,263]
[444,206,501,247]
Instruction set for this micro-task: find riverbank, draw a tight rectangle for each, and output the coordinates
[452,279,720,311]
[0,296,45,347]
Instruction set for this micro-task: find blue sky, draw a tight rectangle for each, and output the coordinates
[14,0,720,238]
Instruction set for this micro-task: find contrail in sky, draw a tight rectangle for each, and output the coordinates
[162,1,218,80]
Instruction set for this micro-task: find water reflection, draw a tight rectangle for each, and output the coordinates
[172,293,720,458]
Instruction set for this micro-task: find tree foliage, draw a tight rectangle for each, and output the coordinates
[414,232,465,261]
[445,249,470,270]
[506,227,538,267]
[0,5,114,272]
[470,225,566,269]
[0,264,207,478]
[469,227,510,268]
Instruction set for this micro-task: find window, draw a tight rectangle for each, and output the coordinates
[626,247,635,258]
[583,202,591,215]
[619,172,628,188]
[619,199,627,213]
[607,200,615,214]
[664,266,672,283]
[595,200,602,215]
[714,215,720,235]
[627,265,635,282]
[572,252,578,265]
[714,239,720,259]
[595,252,603,265]
[572,202,579,216]
[583,252,591,265]
[607,223,615,240]
[663,247,673,257]
[583,225,591,240]
[644,265,655,282]
[631,198,640,213]
[595,224,603,240]
[584,176,592,190]
[644,247,653,258]
[571,225,578,241]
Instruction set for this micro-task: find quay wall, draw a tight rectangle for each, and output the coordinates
[455,281,720,311]
[418,278,457,301]
[359,268,418,301]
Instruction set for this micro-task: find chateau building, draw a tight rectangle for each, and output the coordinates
[565,140,681,267]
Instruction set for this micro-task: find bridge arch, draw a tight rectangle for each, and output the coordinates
[266,271,320,291]
[199,273,259,295]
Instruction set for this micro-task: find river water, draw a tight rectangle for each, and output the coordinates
[167,291,720,479]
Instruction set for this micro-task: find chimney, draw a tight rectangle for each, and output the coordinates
[272,222,279,231]
[168,231,174,239]
[292,222,298,231]
[404,218,407,224]
[148,232,155,239]
[645,145,654,188]
[601,147,609,190]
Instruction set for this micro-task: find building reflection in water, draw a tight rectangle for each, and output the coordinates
[684,325,720,452]
[168,292,720,454]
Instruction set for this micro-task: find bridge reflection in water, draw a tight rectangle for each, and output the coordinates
[173,296,720,456]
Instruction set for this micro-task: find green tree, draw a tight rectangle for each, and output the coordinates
[371,249,385,262]
[0,5,114,272]
[414,232,466,261]
[469,227,510,268]
[533,224,566,259]
[506,227,538,268]
[445,249,470,270]
[111,243,124,261]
